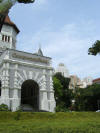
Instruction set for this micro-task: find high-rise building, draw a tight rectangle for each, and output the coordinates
[55,63,69,78]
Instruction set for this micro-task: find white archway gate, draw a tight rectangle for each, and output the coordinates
[11,65,56,112]
[0,50,56,112]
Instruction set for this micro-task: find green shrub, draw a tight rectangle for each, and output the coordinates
[0,104,9,111]
[55,105,70,112]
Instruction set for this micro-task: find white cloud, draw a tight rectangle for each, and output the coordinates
[30,0,48,10]
[36,0,47,5]
[17,21,100,79]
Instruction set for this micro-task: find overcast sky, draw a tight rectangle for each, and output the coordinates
[9,0,100,79]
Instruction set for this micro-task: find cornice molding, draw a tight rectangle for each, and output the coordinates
[12,53,49,64]
[1,59,53,70]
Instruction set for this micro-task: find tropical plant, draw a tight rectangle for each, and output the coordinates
[0,103,9,111]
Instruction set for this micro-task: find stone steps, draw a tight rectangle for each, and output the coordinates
[21,104,34,111]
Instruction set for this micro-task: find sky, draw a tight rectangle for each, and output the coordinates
[9,0,100,79]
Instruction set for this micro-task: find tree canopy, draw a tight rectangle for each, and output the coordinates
[53,73,100,112]
[53,72,73,111]
[0,0,35,13]
[74,84,100,111]
[88,40,100,56]
[17,0,35,3]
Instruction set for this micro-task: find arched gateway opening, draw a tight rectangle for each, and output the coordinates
[21,80,39,111]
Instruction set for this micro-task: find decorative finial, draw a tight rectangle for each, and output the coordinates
[38,43,43,56]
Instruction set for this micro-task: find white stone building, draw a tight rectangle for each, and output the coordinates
[55,63,69,78]
[83,77,93,86]
[0,16,56,112]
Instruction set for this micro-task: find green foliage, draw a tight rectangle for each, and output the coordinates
[55,105,70,112]
[0,1,12,13]
[53,73,72,111]
[0,104,9,111]
[53,77,63,99]
[88,40,100,55]
[74,84,100,111]
[0,0,35,13]
[17,0,35,3]
[54,73,70,89]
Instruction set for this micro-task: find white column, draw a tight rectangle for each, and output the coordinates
[11,88,20,112]
[11,64,20,112]
[0,63,10,108]
[48,91,56,112]
[50,70,54,91]
[2,63,6,89]
[40,69,49,111]
[5,63,9,88]
[13,89,18,99]
[41,70,47,90]
[48,70,56,112]
[14,64,19,89]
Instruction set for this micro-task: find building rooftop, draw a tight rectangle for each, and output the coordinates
[93,78,100,82]
[4,15,20,33]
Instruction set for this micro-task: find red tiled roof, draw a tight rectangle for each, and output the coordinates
[93,78,100,82]
[4,16,20,33]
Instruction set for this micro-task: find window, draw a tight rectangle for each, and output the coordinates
[8,36,10,42]
[2,34,10,43]
[5,35,7,42]
[2,35,4,41]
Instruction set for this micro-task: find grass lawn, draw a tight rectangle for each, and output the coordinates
[0,112,100,133]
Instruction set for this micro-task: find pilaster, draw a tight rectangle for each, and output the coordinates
[48,70,56,112]
[49,70,54,91]
[14,64,19,89]
[40,69,49,111]
[0,63,10,108]
[11,64,20,111]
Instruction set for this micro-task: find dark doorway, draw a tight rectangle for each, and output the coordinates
[21,80,39,111]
